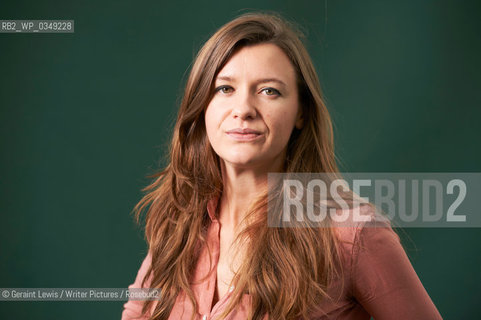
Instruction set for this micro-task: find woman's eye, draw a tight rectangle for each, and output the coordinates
[216,86,233,94]
[262,87,281,96]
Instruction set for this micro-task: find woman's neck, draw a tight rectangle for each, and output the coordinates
[218,154,285,230]
[218,168,266,229]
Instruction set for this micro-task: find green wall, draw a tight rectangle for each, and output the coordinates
[1,1,480,319]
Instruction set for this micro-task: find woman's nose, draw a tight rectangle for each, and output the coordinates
[231,89,257,120]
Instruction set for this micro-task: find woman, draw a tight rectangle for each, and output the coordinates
[122,12,442,320]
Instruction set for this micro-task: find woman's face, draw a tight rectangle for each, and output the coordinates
[205,43,303,171]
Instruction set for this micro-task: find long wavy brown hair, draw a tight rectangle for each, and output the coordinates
[133,11,349,320]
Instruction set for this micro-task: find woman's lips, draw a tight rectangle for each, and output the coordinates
[225,128,263,141]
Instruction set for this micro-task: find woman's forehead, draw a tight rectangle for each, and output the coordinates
[215,43,296,84]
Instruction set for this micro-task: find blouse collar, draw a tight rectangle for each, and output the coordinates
[206,196,219,222]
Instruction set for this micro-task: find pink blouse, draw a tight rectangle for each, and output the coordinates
[122,198,442,319]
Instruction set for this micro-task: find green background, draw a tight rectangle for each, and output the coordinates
[1,1,480,319]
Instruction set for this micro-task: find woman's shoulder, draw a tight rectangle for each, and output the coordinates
[330,203,400,274]
[331,204,395,245]
[330,205,443,319]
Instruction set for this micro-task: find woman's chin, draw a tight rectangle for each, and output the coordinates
[223,156,263,169]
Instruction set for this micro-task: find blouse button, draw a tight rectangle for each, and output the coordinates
[229,286,235,293]
[202,315,207,320]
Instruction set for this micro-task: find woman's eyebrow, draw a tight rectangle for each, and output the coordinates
[216,75,287,87]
